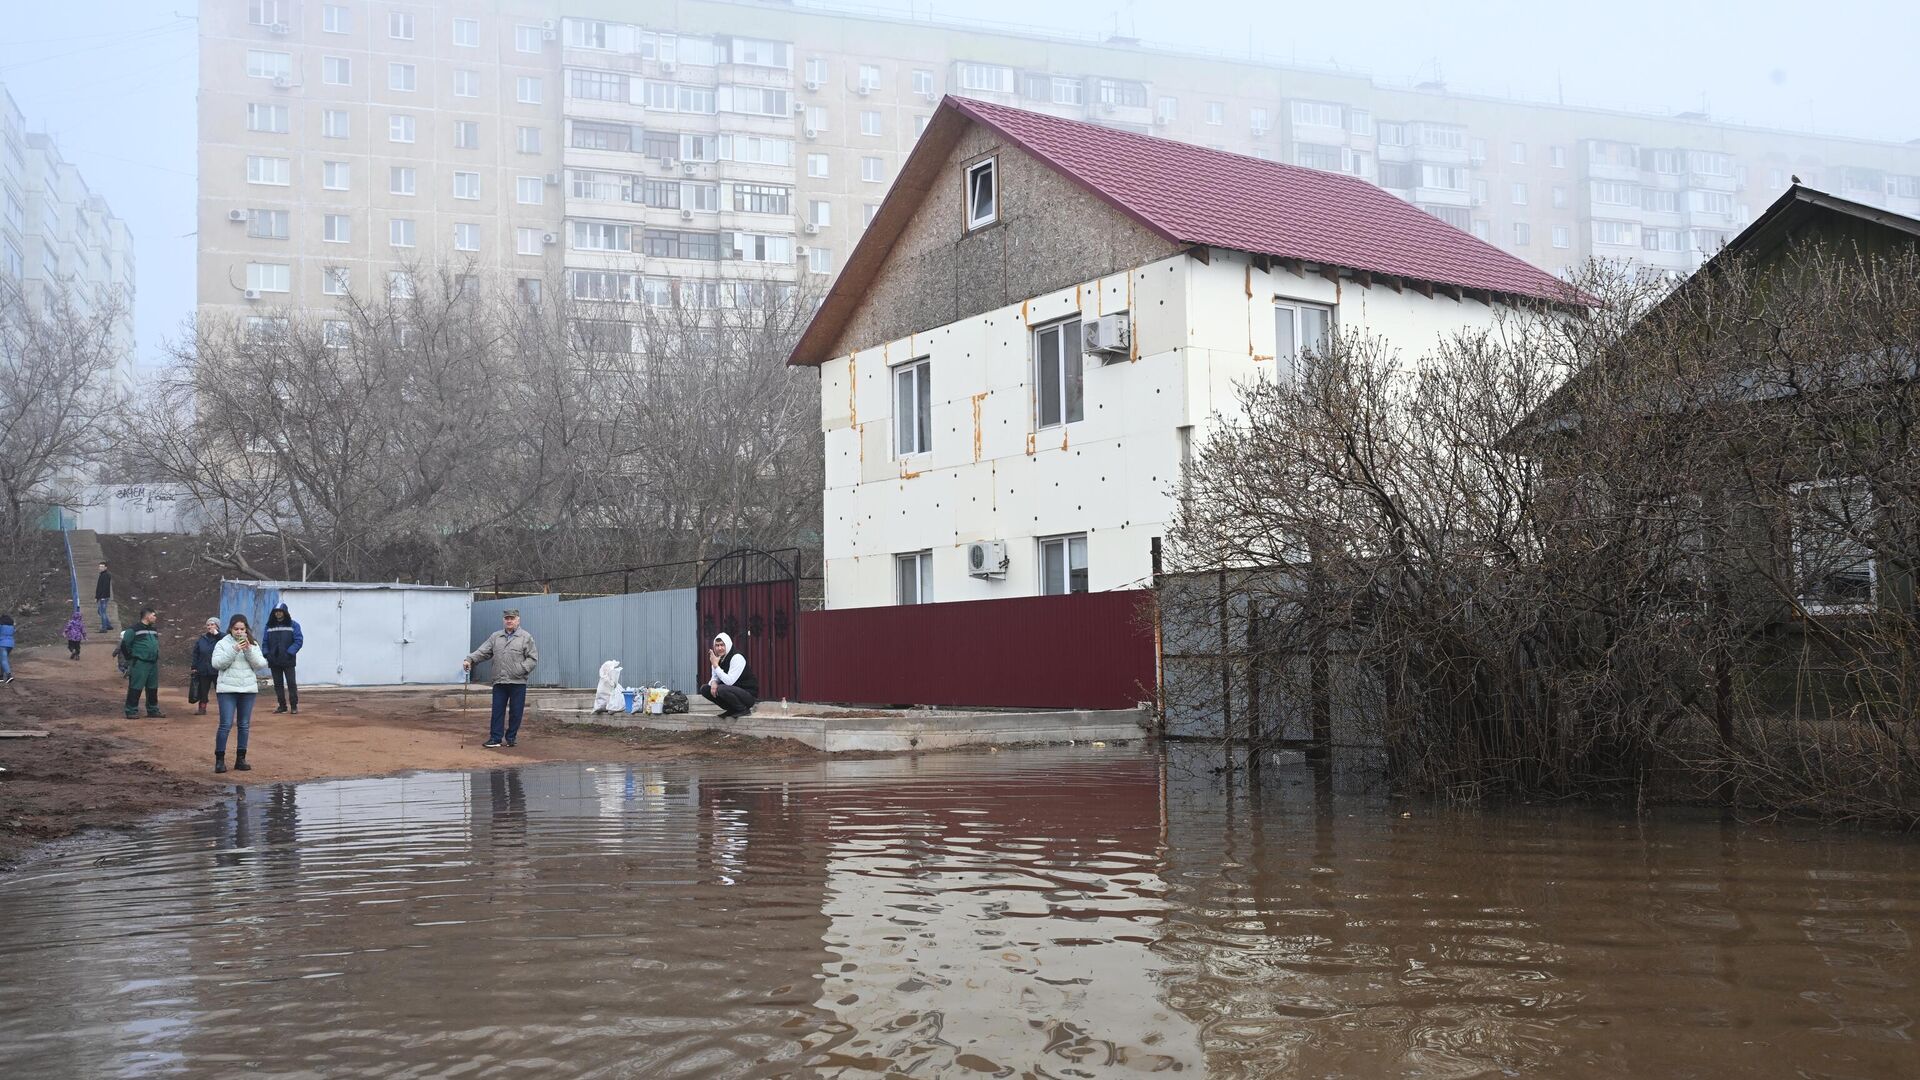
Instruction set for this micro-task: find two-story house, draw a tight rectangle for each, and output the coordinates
[787,96,1578,610]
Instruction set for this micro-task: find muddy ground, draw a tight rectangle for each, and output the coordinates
[0,641,835,869]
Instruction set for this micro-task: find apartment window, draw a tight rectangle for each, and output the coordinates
[1274,299,1333,381]
[955,62,1012,93]
[1034,318,1083,428]
[858,64,882,92]
[1471,220,1489,241]
[517,278,543,304]
[323,214,350,243]
[1206,101,1224,125]
[517,76,542,104]
[1469,138,1487,161]
[389,115,415,143]
[893,358,932,457]
[1552,224,1570,249]
[864,203,880,226]
[388,12,414,39]
[322,320,350,348]
[453,222,480,251]
[860,110,882,137]
[895,551,934,606]
[453,18,478,47]
[1510,182,1528,205]
[322,5,349,33]
[452,171,480,199]
[322,109,349,138]
[322,56,350,85]
[1039,535,1089,596]
[242,208,287,240]
[246,50,292,81]
[570,69,627,102]
[1377,122,1406,147]
[245,262,290,293]
[516,25,544,53]
[1551,145,1566,168]
[1420,164,1467,191]
[1510,141,1527,164]
[389,218,416,247]
[453,120,479,149]
[321,266,349,295]
[1348,108,1372,136]
[389,63,416,92]
[915,115,930,138]
[734,183,792,214]
[1291,101,1341,128]
[1549,185,1568,209]
[388,270,415,299]
[1592,220,1636,246]
[1791,479,1877,613]
[1155,96,1177,124]
[807,247,832,274]
[389,166,416,195]
[569,269,640,301]
[322,161,350,189]
[246,316,289,341]
[912,69,934,95]
[809,199,831,227]
[1643,189,1679,213]
[454,70,480,98]
[516,176,544,204]
[246,103,289,133]
[246,155,290,185]
[965,158,997,229]
[517,126,541,154]
[572,220,631,252]
[516,227,544,255]
[730,232,792,263]
[807,153,829,178]
[1513,222,1531,245]
[861,156,884,183]
[805,57,828,84]
[1250,107,1270,133]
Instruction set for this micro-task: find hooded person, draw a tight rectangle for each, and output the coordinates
[593,659,623,714]
[262,603,303,714]
[699,632,758,719]
[0,613,14,683]
[187,617,222,714]
[64,608,86,659]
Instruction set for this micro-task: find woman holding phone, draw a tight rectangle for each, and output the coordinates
[211,613,270,773]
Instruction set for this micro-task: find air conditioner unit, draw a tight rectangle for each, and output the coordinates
[681,162,697,175]
[680,208,694,220]
[661,158,679,171]
[856,84,872,96]
[541,231,558,245]
[794,244,808,255]
[272,75,291,89]
[227,209,249,223]
[544,172,562,186]
[803,222,819,235]
[917,89,936,101]
[966,540,1008,579]
[1102,102,1116,115]
[793,101,807,115]
[803,126,818,140]
[543,28,557,41]
[661,60,677,74]
[242,288,262,301]
[268,22,290,35]
[1083,311,1132,359]
[804,79,822,91]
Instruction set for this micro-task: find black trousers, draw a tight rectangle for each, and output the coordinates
[272,666,298,709]
[700,683,756,715]
[124,684,158,715]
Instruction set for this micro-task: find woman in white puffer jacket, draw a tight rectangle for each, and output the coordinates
[210,614,270,774]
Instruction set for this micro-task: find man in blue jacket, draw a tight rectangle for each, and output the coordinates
[262,603,303,714]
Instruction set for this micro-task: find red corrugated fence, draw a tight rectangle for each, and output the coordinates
[798,590,1157,710]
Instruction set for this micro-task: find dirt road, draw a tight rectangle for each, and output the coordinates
[0,641,829,868]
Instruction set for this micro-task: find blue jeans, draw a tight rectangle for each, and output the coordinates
[0,647,10,678]
[216,692,257,754]
[97,598,112,630]
[489,684,527,743]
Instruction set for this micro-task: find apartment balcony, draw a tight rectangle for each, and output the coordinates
[1411,187,1471,208]
[1688,171,1737,193]
[562,47,648,75]
[1410,143,1470,167]
[715,63,795,90]
[1582,159,1641,184]
[563,97,647,125]
[1086,101,1154,128]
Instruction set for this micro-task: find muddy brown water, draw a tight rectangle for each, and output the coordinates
[1,746,1916,1078]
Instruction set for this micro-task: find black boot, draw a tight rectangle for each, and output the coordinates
[234,750,251,772]
[214,753,227,774]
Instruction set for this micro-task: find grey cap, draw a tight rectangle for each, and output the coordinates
[502,608,520,618]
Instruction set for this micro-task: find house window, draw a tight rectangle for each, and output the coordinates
[807,247,833,274]
[453,171,481,199]
[518,278,543,304]
[965,158,997,230]
[389,115,415,143]
[322,109,349,138]
[1552,224,1571,248]
[1156,96,1177,124]
[1791,479,1877,613]
[517,176,544,204]
[805,57,827,84]
[453,120,480,149]
[1039,534,1089,596]
[807,153,829,178]
[860,110,882,136]
[1510,141,1527,164]
[858,64,882,91]
[453,18,478,47]
[1551,145,1566,168]
[321,56,350,85]
[323,214,350,243]
[322,5,349,33]
[245,262,290,292]
[1513,222,1531,245]
[1034,318,1083,428]
[389,218,415,247]
[1274,299,1333,380]
[516,227,544,255]
[388,12,414,39]
[809,199,831,226]
[246,50,292,80]
[517,76,543,104]
[453,222,480,251]
[517,126,541,154]
[894,359,931,457]
[389,166,415,195]
[388,64,416,92]
[246,155,290,185]
[454,70,480,98]
[1510,182,1528,205]
[896,551,934,605]
[861,156,885,183]
[321,266,349,295]
[322,161,350,190]
[515,25,543,53]
[246,209,289,239]
[245,315,289,341]
[247,103,289,133]
[912,69,933,95]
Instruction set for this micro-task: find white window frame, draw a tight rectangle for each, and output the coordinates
[389,115,415,144]
[965,157,997,230]
[1039,534,1089,596]
[388,166,416,196]
[246,208,289,240]
[245,155,290,186]
[453,18,478,47]
[322,161,350,190]
[322,4,349,34]
[454,70,480,98]
[246,103,289,133]
[806,154,829,179]
[321,265,350,295]
[895,551,934,606]
[245,262,290,293]
[1790,478,1879,614]
[1273,298,1334,381]
[323,214,351,243]
[388,11,414,40]
[515,25,544,53]
[516,76,543,104]
[246,50,292,80]
[517,126,541,154]
[389,63,417,92]
[515,227,544,256]
[1033,317,1083,429]
[389,217,416,248]
[453,171,481,200]
[321,109,349,139]
[453,222,480,251]
[893,358,932,458]
[453,120,480,149]
[516,176,544,205]
[322,56,350,86]
[860,156,885,183]
[387,270,415,300]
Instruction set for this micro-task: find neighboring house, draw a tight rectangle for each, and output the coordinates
[787,96,1578,610]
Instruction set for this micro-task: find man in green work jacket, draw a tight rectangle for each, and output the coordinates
[120,608,164,719]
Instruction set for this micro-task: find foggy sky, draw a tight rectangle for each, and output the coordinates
[0,0,1911,371]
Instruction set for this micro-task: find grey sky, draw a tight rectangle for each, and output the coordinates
[0,1,1911,370]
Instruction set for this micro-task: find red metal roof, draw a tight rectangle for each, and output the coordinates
[950,96,1578,304]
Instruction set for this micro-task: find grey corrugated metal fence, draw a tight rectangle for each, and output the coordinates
[470,589,698,690]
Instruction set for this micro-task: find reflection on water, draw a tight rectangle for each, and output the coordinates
[0,747,1916,1078]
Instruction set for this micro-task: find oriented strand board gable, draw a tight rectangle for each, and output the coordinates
[825,126,1178,361]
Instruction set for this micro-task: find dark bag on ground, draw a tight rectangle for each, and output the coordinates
[662,690,690,714]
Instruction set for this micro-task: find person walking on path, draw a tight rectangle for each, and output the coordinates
[0,614,15,684]
[463,609,538,749]
[64,608,86,660]
[187,617,221,715]
[261,603,303,714]
[120,609,164,718]
[95,562,114,631]
[700,632,758,719]
[211,613,270,773]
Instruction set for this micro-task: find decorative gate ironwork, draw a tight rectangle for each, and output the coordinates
[696,549,800,702]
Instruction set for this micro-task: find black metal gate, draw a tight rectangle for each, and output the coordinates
[696,549,800,702]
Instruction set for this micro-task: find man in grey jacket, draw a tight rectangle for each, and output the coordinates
[464,609,539,749]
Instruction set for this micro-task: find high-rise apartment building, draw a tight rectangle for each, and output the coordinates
[0,84,137,393]
[199,0,1920,329]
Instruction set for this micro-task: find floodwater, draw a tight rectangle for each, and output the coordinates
[1,749,1916,1078]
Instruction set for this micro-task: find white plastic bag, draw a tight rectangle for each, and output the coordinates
[592,661,623,713]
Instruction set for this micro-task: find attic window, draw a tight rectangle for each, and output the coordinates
[965,158,997,230]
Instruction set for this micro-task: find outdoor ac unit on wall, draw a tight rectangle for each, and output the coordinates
[1083,312,1132,361]
[967,540,1008,579]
